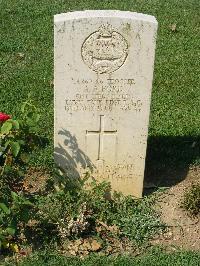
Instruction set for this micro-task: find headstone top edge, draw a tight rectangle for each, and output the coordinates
[54,10,157,24]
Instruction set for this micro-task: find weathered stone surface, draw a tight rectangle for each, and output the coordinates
[54,10,158,197]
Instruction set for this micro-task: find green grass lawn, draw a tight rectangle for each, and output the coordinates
[0,1,200,264]
[4,249,200,266]
[0,0,199,169]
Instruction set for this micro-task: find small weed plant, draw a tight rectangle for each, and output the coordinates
[183,183,200,216]
[37,174,163,248]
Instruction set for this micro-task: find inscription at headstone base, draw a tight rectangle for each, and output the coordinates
[54,10,158,197]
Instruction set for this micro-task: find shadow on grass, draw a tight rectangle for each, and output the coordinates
[144,135,200,196]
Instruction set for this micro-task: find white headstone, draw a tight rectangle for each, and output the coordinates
[54,10,158,197]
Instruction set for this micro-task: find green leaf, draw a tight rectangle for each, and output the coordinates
[10,141,20,157]
[4,140,10,148]
[11,120,20,130]
[11,191,18,200]
[0,203,10,214]
[23,200,34,206]
[1,121,12,134]
[6,227,15,236]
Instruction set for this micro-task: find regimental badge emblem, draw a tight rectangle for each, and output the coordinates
[81,24,128,74]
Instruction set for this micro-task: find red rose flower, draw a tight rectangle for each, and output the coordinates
[0,112,11,122]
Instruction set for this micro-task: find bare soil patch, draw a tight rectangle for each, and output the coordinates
[151,166,200,251]
[23,167,50,193]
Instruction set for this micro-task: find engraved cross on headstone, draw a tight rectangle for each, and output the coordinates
[86,115,117,161]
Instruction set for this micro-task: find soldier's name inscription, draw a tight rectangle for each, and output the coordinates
[65,77,142,112]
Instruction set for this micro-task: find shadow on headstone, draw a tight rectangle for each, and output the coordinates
[144,135,200,195]
[54,129,95,182]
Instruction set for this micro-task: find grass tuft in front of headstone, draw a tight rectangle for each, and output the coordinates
[34,172,164,255]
